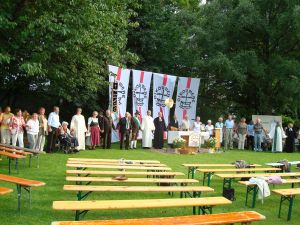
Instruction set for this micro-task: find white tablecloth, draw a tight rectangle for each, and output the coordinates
[167,131,210,145]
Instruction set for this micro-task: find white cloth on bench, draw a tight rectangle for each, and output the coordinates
[249,177,270,203]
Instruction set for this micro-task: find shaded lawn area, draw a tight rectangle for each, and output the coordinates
[0,144,299,225]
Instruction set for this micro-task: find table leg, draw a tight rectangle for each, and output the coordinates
[8,158,11,174]
[16,184,21,212]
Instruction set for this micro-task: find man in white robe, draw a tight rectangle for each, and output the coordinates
[141,110,155,148]
[70,108,87,150]
[269,121,286,152]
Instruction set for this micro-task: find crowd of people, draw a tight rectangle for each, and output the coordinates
[0,105,298,153]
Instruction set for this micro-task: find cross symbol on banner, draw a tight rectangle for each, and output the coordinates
[135,86,146,99]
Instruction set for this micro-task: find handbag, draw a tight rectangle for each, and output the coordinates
[223,188,235,201]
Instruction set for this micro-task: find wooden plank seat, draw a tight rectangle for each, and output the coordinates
[53,197,232,221]
[66,164,172,171]
[66,176,199,186]
[273,188,300,221]
[66,170,184,178]
[216,172,300,189]
[51,211,265,225]
[64,185,214,200]
[182,164,261,179]
[0,187,13,195]
[239,179,300,208]
[0,144,44,168]
[68,158,160,164]
[0,151,26,174]
[0,146,34,168]
[0,174,45,211]
[67,160,167,167]
[197,167,281,186]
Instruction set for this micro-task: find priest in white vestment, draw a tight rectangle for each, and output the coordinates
[269,121,286,153]
[141,110,155,148]
[70,108,87,150]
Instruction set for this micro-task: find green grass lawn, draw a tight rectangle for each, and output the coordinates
[0,145,299,225]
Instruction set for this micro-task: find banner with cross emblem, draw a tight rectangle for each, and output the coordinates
[153,73,177,126]
[108,65,131,142]
[132,69,152,122]
[175,77,200,125]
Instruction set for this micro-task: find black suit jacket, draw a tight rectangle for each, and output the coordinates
[118,117,131,133]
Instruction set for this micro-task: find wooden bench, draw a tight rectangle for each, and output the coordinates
[239,179,300,208]
[197,167,281,186]
[0,151,26,174]
[273,188,300,221]
[53,197,232,221]
[0,144,44,168]
[0,187,13,195]
[216,172,300,189]
[0,146,34,168]
[68,158,160,164]
[51,211,265,225]
[0,174,45,211]
[66,176,199,186]
[66,163,172,171]
[64,185,214,200]
[182,164,261,179]
[66,170,184,178]
[67,160,167,167]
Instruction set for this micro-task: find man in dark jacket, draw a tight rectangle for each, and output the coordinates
[102,110,115,149]
[285,123,297,153]
[118,112,131,150]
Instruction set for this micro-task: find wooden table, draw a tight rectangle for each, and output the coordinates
[0,174,45,211]
[215,172,300,189]
[273,188,300,221]
[64,185,214,200]
[66,170,184,178]
[67,161,167,167]
[66,164,172,171]
[0,151,26,174]
[66,176,199,186]
[197,167,281,186]
[239,179,300,208]
[182,164,261,179]
[68,158,160,164]
[53,197,232,221]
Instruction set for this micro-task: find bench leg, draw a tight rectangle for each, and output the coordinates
[77,191,92,201]
[16,159,19,173]
[191,167,196,179]
[278,195,295,221]
[29,154,32,168]
[16,184,21,212]
[223,178,232,189]
[75,210,88,221]
[245,186,258,208]
[198,206,212,215]
[8,157,11,174]
[207,172,214,187]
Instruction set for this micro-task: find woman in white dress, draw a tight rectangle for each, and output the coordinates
[70,108,87,150]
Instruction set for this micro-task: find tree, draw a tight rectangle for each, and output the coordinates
[128,0,300,121]
[0,0,138,113]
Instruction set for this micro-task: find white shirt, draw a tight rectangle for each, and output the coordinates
[205,124,214,135]
[48,112,60,128]
[193,122,201,132]
[27,119,39,135]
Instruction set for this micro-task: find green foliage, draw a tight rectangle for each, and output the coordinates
[128,0,300,122]
[0,0,138,109]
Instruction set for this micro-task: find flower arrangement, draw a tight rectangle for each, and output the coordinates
[173,137,186,149]
[204,137,216,149]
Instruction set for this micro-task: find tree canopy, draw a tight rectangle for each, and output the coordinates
[1,0,300,123]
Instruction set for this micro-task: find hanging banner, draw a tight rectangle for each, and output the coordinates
[175,77,200,125]
[108,65,131,142]
[153,73,177,126]
[132,69,152,120]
